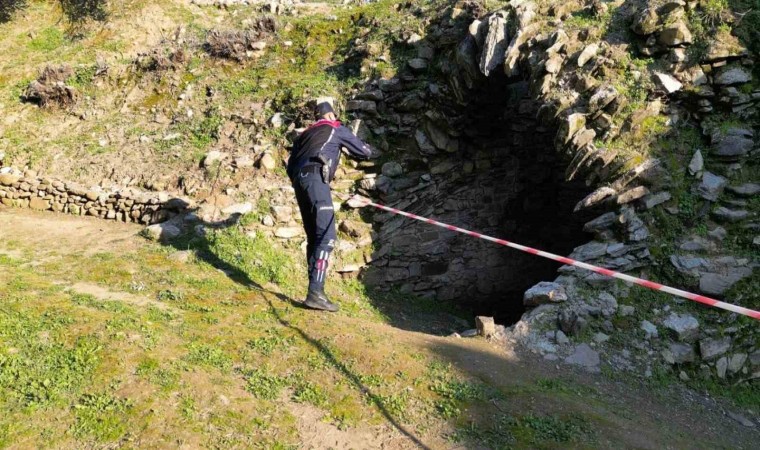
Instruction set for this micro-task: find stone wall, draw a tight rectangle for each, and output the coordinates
[344,0,757,383]
[0,168,190,224]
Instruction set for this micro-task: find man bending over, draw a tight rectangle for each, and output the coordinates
[287,101,373,312]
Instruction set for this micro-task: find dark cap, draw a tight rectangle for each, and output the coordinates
[315,101,335,117]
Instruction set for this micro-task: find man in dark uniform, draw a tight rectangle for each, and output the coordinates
[287,101,373,312]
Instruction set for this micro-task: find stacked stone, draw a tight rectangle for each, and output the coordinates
[0,168,189,224]
[339,0,757,385]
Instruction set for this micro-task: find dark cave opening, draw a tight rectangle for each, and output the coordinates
[451,75,598,325]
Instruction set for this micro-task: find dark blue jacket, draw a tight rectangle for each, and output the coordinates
[287,119,372,182]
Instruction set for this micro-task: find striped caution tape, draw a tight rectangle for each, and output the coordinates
[353,197,760,321]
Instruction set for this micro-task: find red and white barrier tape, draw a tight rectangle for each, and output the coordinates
[355,198,760,321]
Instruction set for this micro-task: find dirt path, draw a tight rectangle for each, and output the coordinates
[1,206,758,449]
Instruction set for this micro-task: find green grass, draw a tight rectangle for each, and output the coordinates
[184,342,233,372]
[28,27,65,52]
[72,392,131,442]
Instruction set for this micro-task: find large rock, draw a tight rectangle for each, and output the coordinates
[697,172,727,201]
[577,43,599,67]
[144,222,182,242]
[714,66,752,85]
[0,173,20,186]
[641,320,659,339]
[658,21,692,46]
[564,344,600,372]
[653,72,683,94]
[699,337,732,360]
[346,100,377,115]
[479,13,509,76]
[221,202,253,216]
[415,129,436,155]
[662,313,699,342]
[699,268,752,295]
[569,241,608,261]
[688,150,703,175]
[588,85,617,112]
[381,162,403,178]
[274,227,302,239]
[203,150,228,168]
[711,128,753,158]
[29,197,51,211]
[523,282,568,306]
[712,207,749,223]
[631,7,659,35]
[727,183,760,197]
[662,343,696,364]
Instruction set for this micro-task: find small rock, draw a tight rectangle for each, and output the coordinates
[658,21,692,46]
[619,305,635,316]
[641,320,658,339]
[712,206,749,223]
[653,72,683,94]
[708,226,727,241]
[728,353,747,374]
[203,150,228,168]
[169,250,193,264]
[688,150,703,175]
[679,371,689,381]
[699,268,752,295]
[408,58,428,72]
[258,152,276,170]
[726,411,756,428]
[381,161,403,178]
[699,337,732,360]
[271,205,292,223]
[697,172,727,201]
[577,43,599,67]
[716,356,728,378]
[270,113,284,127]
[476,316,496,338]
[714,66,752,85]
[593,332,610,343]
[662,313,699,342]
[234,155,254,168]
[523,281,568,306]
[555,330,570,345]
[460,329,479,338]
[643,191,672,209]
[663,343,696,364]
[564,344,600,372]
[221,202,253,216]
[144,223,182,242]
[727,183,760,197]
[274,227,303,239]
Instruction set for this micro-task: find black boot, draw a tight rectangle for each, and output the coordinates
[304,289,339,312]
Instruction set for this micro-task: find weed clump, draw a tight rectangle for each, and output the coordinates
[205,16,277,61]
[22,65,79,108]
[135,47,188,73]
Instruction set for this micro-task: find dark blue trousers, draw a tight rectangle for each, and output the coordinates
[293,167,336,292]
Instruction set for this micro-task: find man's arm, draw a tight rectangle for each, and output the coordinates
[337,126,373,160]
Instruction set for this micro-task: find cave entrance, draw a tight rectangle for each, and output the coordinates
[459,76,597,325]
[368,75,597,327]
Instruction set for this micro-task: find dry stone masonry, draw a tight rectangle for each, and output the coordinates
[0,167,190,224]
[342,0,757,384]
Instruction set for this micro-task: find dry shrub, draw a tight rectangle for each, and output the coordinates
[23,65,79,108]
[135,47,188,72]
[205,15,277,62]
